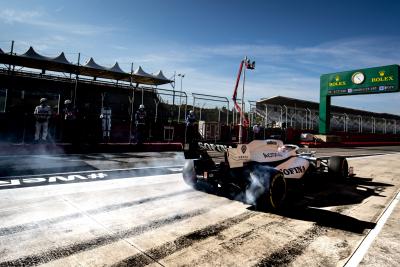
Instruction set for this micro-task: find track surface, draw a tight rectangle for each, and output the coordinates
[0,147,399,266]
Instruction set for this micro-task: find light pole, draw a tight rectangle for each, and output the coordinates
[177,73,185,122]
[199,103,206,121]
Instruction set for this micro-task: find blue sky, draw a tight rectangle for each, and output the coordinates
[0,0,400,114]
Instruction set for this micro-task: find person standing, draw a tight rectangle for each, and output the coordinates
[62,99,78,144]
[100,106,112,142]
[185,110,197,141]
[253,122,261,140]
[135,104,147,144]
[33,98,52,143]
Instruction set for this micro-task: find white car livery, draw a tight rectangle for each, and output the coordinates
[183,139,351,210]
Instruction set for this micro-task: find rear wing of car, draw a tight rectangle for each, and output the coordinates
[184,141,237,159]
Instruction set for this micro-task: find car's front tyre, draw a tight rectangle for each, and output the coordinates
[328,156,349,181]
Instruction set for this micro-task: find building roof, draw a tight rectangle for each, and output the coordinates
[257,95,400,120]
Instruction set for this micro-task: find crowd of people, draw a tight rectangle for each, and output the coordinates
[31,96,270,145]
[32,97,199,145]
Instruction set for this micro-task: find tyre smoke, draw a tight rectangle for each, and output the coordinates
[244,165,274,205]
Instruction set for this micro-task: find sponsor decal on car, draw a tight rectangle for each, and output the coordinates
[279,166,306,176]
[197,142,232,152]
[263,152,284,158]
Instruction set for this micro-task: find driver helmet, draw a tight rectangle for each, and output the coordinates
[189,110,194,115]
[139,104,145,109]
[64,99,72,105]
[40,98,47,104]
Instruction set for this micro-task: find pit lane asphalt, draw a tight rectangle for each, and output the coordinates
[0,146,399,266]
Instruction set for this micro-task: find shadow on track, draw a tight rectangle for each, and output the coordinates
[193,175,393,234]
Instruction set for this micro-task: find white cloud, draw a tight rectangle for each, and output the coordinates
[0,9,43,24]
[55,6,64,13]
[111,36,400,76]
[0,8,115,36]
[120,37,400,114]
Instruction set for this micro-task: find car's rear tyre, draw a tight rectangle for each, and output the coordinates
[267,172,287,209]
[328,156,349,180]
[247,166,287,211]
[182,160,197,186]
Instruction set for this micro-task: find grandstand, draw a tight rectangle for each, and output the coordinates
[256,96,399,134]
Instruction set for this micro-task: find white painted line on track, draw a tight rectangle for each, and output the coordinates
[0,151,180,158]
[344,190,400,267]
[0,173,184,197]
[0,164,184,179]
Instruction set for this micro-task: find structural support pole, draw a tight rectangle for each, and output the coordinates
[129,83,137,144]
[303,108,308,129]
[384,118,387,134]
[372,117,376,134]
[73,53,80,108]
[343,113,348,132]
[128,63,134,143]
[226,102,229,125]
[264,105,268,128]
[8,40,14,72]
[319,94,331,134]
[154,98,160,123]
[306,108,311,130]
[284,105,288,129]
[172,71,176,106]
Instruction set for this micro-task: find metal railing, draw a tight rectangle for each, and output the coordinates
[192,93,230,125]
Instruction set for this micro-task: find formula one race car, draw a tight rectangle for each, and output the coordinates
[183,139,352,210]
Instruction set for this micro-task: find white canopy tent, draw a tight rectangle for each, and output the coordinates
[0,46,172,85]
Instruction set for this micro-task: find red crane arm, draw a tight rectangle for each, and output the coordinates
[232,60,249,127]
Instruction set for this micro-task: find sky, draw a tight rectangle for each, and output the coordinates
[0,0,400,114]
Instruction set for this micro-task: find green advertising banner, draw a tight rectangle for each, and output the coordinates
[319,64,400,134]
[321,64,399,96]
